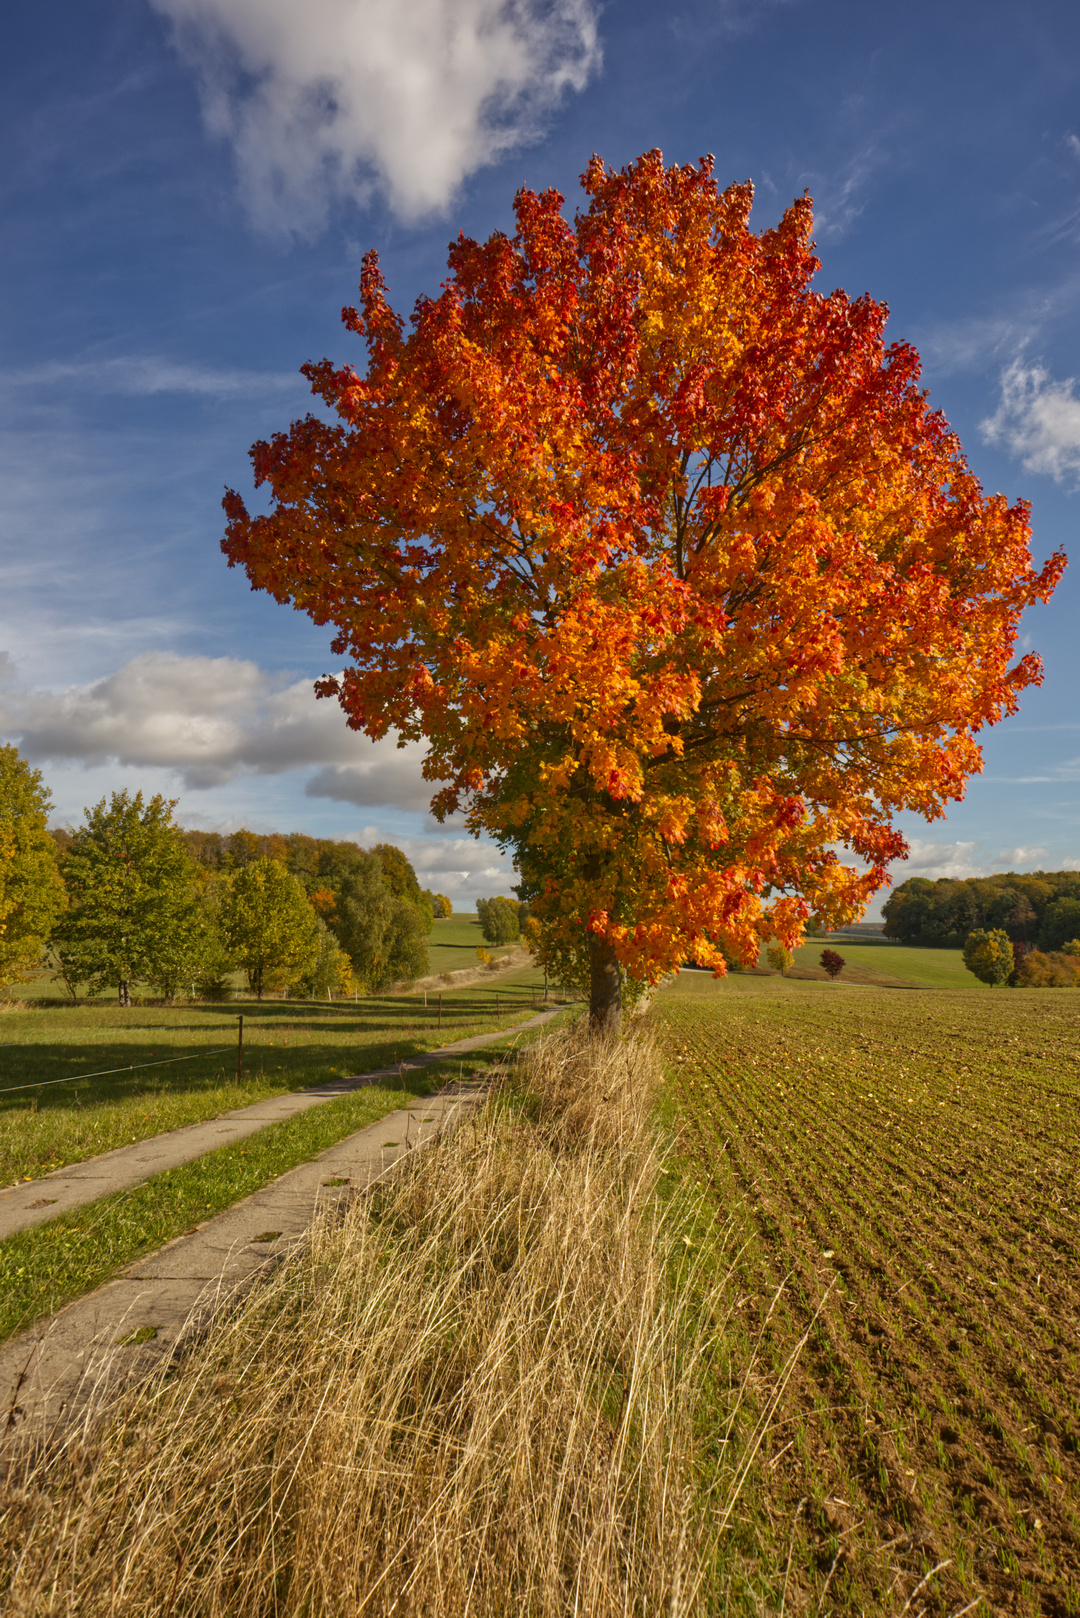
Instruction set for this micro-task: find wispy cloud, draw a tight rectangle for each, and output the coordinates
[150,0,602,236]
[1,356,300,399]
[981,357,1080,486]
[803,145,881,242]
[914,314,1036,378]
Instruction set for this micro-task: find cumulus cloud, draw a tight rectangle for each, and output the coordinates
[981,357,1080,485]
[891,838,984,881]
[355,827,513,896]
[151,0,602,234]
[995,846,1050,866]
[305,761,434,813]
[0,651,430,802]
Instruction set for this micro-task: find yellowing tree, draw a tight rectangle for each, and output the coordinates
[0,745,65,987]
[223,152,1062,1029]
[963,928,1014,987]
[219,858,320,1000]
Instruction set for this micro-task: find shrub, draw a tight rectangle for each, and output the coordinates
[1016,948,1080,988]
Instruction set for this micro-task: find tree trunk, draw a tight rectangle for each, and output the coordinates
[118,980,130,1008]
[588,932,622,1035]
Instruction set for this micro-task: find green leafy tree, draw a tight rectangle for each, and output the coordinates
[0,745,66,988]
[477,896,521,945]
[331,853,429,990]
[219,858,320,999]
[1038,897,1080,953]
[51,792,204,1005]
[766,943,793,976]
[289,915,354,998]
[372,843,433,929]
[962,928,1013,986]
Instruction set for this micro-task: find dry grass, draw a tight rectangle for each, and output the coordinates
[0,1028,747,1616]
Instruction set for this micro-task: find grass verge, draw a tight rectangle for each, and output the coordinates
[0,1025,762,1616]
[0,1024,569,1348]
[0,972,555,1183]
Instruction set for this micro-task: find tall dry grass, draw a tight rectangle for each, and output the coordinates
[1,1028,746,1616]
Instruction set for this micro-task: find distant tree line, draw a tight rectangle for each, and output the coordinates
[883,871,1080,953]
[0,743,443,1004]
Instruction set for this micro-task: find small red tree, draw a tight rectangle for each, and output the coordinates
[820,949,845,980]
[222,151,1062,1031]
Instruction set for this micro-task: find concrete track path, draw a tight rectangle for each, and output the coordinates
[1,1077,489,1449]
[0,1007,566,1241]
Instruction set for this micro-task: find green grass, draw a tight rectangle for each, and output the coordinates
[696,939,984,989]
[426,912,520,974]
[787,940,987,988]
[0,1006,583,1345]
[0,969,555,1184]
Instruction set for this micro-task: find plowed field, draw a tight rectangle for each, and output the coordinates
[655,976,1080,1616]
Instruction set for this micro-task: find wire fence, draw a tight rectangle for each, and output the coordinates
[0,1048,236,1099]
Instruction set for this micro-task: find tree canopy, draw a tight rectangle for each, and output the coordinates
[51,792,204,1005]
[883,870,1080,951]
[0,745,66,988]
[218,858,321,1000]
[223,150,1062,1028]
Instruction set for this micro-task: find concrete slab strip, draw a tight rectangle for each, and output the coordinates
[1,1082,485,1452]
[0,1006,566,1241]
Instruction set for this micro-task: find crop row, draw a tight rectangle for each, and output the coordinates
[655,983,1080,1616]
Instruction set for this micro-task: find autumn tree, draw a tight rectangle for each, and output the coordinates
[0,745,66,988]
[218,858,320,999]
[223,151,1063,1031]
[51,792,205,1005]
[962,928,1014,987]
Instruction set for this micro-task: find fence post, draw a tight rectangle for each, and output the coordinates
[236,1015,244,1084]
[438,993,442,1031]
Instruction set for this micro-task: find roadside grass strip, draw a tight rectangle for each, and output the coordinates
[0,973,550,1185]
[0,1049,508,1347]
[655,975,1080,1617]
[0,1028,768,1615]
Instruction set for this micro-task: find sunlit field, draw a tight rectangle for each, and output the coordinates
[655,972,1080,1614]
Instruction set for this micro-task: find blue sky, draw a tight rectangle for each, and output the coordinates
[3,0,1080,909]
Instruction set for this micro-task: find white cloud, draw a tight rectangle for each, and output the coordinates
[994,846,1049,866]
[151,0,601,234]
[802,145,881,242]
[1,356,300,399]
[890,838,984,881]
[914,314,1034,378]
[0,651,431,802]
[354,826,514,898]
[981,357,1080,485]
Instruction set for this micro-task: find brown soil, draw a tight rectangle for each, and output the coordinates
[657,986,1080,1615]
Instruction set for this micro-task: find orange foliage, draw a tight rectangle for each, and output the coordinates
[222,151,1063,993]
